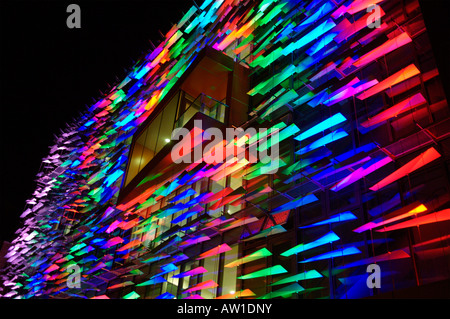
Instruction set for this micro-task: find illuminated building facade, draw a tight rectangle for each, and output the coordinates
[1,0,450,299]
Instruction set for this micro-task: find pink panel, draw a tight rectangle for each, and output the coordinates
[171,266,207,278]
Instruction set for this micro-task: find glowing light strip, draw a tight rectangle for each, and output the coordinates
[296,129,348,155]
[197,244,232,260]
[356,64,420,100]
[294,113,346,142]
[216,289,256,299]
[299,247,361,263]
[353,203,427,233]
[353,33,412,69]
[282,19,336,57]
[260,90,299,118]
[224,247,272,268]
[299,212,357,229]
[150,263,178,279]
[169,188,197,202]
[330,156,393,192]
[237,265,287,280]
[184,279,218,293]
[123,291,140,299]
[171,266,207,278]
[369,147,441,191]
[136,276,166,287]
[376,209,450,232]
[284,149,332,176]
[324,80,379,106]
[257,123,300,151]
[271,193,318,213]
[242,224,286,241]
[219,216,259,232]
[338,249,410,268]
[360,93,426,128]
[258,283,304,299]
[281,232,340,257]
[179,235,211,248]
[7,0,450,301]
[270,270,323,285]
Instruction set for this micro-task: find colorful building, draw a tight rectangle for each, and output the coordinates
[1,0,450,299]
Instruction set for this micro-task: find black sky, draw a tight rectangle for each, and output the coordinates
[0,0,192,242]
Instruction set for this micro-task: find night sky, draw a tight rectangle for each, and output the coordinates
[0,0,192,242]
[0,1,449,244]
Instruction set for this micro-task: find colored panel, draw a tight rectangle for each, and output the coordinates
[259,283,304,299]
[270,270,323,286]
[215,289,256,299]
[299,212,357,229]
[299,247,361,263]
[136,276,166,287]
[338,249,410,268]
[242,224,287,241]
[197,244,232,260]
[184,279,218,293]
[353,33,412,69]
[296,129,348,155]
[330,156,393,192]
[353,203,428,233]
[271,193,318,213]
[294,113,347,142]
[360,93,426,128]
[171,266,207,278]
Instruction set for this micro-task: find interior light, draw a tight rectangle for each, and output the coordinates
[165,138,171,143]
